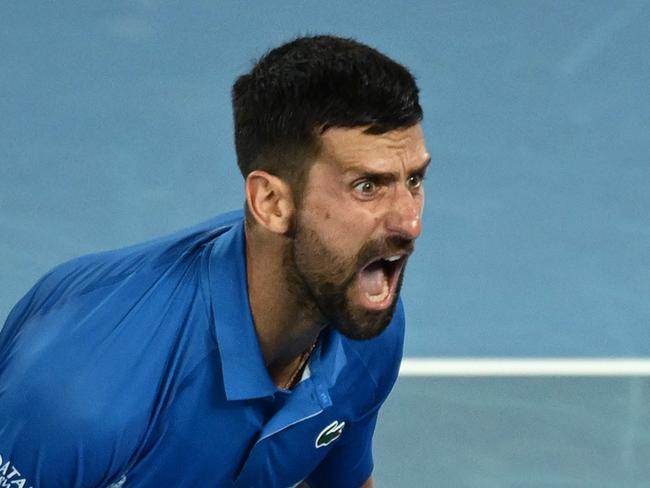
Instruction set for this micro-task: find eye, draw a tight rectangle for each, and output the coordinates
[353,180,378,195]
[407,174,424,190]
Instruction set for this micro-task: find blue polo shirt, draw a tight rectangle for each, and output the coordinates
[0,210,405,488]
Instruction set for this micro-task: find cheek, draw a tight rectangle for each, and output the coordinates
[325,209,378,257]
[302,186,378,251]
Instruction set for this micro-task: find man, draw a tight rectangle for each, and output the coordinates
[0,35,429,487]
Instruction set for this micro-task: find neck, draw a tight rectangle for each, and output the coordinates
[245,222,324,386]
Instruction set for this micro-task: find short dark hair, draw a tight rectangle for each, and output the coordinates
[232,35,423,195]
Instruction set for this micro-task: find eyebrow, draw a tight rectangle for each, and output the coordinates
[344,157,432,180]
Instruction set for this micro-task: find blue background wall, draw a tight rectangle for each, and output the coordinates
[2,0,649,357]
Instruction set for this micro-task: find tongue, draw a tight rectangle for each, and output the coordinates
[358,262,388,297]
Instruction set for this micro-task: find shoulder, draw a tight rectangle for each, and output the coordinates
[9,210,244,322]
[1,210,245,373]
[0,210,243,402]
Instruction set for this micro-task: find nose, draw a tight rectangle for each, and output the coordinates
[384,186,423,241]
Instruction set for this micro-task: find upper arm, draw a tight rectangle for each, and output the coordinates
[0,280,136,487]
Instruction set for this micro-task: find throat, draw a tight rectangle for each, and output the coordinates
[269,341,316,390]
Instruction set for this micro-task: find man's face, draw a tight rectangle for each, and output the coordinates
[287,124,429,340]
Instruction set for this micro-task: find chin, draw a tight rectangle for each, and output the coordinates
[330,299,398,341]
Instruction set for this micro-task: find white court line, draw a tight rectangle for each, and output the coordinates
[399,358,650,377]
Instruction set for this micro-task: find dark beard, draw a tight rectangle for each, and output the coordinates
[284,217,410,340]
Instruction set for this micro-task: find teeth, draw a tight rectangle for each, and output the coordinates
[385,255,401,262]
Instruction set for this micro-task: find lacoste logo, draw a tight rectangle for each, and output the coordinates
[315,420,345,448]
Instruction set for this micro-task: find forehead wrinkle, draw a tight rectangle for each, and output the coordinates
[318,125,428,174]
[342,148,428,177]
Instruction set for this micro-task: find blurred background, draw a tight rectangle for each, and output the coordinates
[2,1,649,485]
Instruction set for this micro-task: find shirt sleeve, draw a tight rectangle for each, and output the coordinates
[305,409,379,488]
[0,274,130,488]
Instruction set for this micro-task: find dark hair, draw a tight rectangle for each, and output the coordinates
[232,35,423,195]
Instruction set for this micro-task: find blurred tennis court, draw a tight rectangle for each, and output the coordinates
[375,374,650,486]
[2,1,649,486]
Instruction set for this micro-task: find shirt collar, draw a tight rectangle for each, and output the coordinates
[206,212,351,403]
[207,215,277,400]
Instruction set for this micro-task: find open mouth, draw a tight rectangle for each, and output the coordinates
[353,254,407,310]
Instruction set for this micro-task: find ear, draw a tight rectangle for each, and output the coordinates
[245,170,295,234]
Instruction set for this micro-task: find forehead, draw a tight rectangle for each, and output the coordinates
[317,124,428,171]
